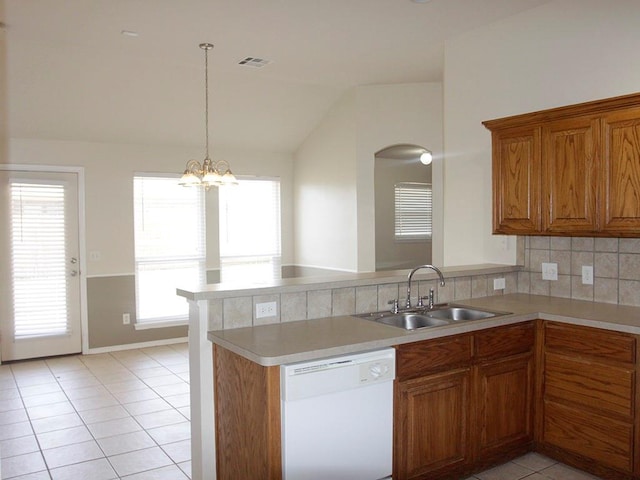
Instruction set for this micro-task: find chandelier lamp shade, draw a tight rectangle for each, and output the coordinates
[179,43,238,188]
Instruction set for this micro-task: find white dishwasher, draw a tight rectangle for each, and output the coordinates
[281,348,395,480]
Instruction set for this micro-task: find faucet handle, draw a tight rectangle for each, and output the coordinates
[387,299,399,314]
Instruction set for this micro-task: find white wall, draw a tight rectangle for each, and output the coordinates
[356,82,443,271]
[293,90,359,272]
[8,138,295,276]
[443,0,640,266]
[294,82,443,272]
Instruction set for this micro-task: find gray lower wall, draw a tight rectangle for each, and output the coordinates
[87,275,188,349]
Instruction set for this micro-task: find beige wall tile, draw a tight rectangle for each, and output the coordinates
[529,249,550,272]
[620,238,640,253]
[207,300,223,331]
[571,237,594,251]
[594,252,618,278]
[619,280,640,307]
[454,277,471,300]
[595,238,619,252]
[530,276,550,296]
[517,271,531,294]
[570,251,594,275]
[619,254,640,280]
[355,286,378,314]
[437,281,454,303]
[223,297,252,329]
[377,284,399,310]
[281,292,307,323]
[332,288,355,316]
[595,278,618,304]
[571,276,593,301]
[550,275,571,298]
[308,290,332,319]
[550,237,571,251]
[471,276,488,298]
[530,236,550,250]
[550,250,571,275]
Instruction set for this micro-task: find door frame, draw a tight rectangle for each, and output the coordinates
[0,163,89,357]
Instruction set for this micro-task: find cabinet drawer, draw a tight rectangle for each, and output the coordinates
[544,352,634,418]
[475,322,534,360]
[396,335,472,380]
[543,400,633,472]
[545,322,635,364]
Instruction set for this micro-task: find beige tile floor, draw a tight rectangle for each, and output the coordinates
[0,344,191,479]
[0,343,604,480]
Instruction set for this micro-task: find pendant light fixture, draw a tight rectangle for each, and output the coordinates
[179,43,238,188]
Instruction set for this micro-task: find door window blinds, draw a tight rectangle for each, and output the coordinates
[10,181,70,338]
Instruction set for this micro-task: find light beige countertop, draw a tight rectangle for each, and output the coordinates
[208,293,640,366]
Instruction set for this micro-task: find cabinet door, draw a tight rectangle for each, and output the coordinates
[394,369,471,480]
[543,117,599,233]
[475,354,534,461]
[601,107,640,233]
[492,126,542,234]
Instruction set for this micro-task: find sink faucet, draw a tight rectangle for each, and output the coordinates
[406,265,446,309]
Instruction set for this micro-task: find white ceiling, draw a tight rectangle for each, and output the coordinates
[3,0,551,153]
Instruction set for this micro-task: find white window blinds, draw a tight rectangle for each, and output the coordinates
[10,181,70,338]
[134,175,205,325]
[394,182,433,241]
[218,178,281,283]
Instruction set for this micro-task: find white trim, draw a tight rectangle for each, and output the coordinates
[134,319,188,331]
[1,164,89,356]
[86,336,188,355]
[86,273,135,279]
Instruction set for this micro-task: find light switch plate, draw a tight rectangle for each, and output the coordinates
[582,265,594,285]
[542,262,558,281]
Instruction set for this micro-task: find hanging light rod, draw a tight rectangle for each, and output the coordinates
[179,43,238,188]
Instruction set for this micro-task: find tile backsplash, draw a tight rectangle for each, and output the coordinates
[518,236,640,306]
[207,269,519,330]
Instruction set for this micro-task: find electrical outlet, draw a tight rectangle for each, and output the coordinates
[122,313,130,325]
[89,251,101,261]
[582,265,594,285]
[493,278,506,290]
[541,262,558,281]
[256,301,277,319]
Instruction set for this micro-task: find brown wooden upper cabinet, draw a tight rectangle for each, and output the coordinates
[484,92,640,236]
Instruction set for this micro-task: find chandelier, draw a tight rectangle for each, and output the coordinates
[179,43,238,188]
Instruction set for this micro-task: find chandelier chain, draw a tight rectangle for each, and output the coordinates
[204,46,209,159]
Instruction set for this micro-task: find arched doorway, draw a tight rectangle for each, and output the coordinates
[375,144,432,271]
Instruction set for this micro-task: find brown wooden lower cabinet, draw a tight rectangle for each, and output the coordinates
[394,368,471,479]
[537,321,639,480]
[393,322,535,480]
[475,352,534,464]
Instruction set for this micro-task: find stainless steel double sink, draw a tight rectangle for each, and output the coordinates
[355,304,511,331]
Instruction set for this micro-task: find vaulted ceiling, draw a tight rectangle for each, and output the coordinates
[3,0,551,153]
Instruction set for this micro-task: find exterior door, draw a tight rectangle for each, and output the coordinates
[1,170,82,361]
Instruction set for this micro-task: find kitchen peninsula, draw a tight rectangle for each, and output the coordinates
[178,266,640,480]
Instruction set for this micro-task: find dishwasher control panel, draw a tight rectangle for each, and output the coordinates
[359,357,395,384]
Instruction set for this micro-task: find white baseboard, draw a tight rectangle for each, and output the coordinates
[86,336,188,355]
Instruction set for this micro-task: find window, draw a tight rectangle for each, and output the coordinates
[133,175,205,327]
[394,182,432,241]
[218,178,281,283]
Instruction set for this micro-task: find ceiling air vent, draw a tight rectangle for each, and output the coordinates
[238,57,272,68]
